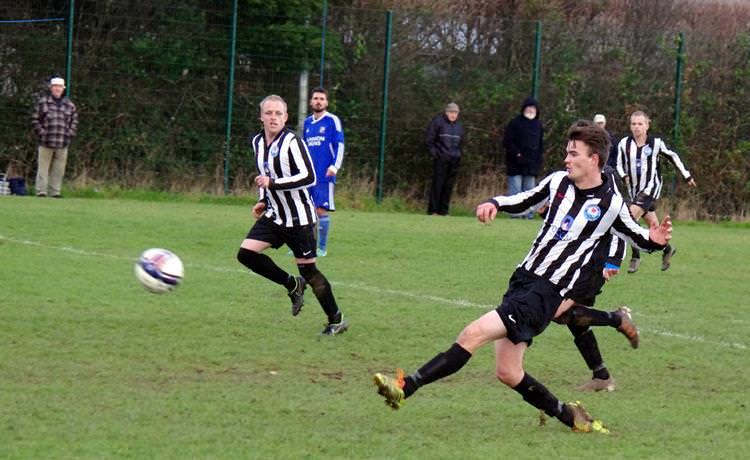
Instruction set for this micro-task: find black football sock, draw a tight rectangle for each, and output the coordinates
[236,248,291,286]
[569,326,609,379]
[402,375,420,398]
[557,404,575,427]
[512,373,568,423]
[559,305,620,328]
[404,343,472,398]
[663,244,672,254]
[298,263,341,323]
[592,364,610,381]
[631,247,641,259]
[283,275,298,292]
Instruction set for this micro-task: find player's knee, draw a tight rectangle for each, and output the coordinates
[298,263,329,296]
[456,321,483,350]
[495,366,523,387]
[554,309,571,325]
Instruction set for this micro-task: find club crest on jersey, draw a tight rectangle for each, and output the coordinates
[554,215,575,241]
[584,205,602,221]
[319,126,326,134]
[643,145,653,156]
[269,144,280,158]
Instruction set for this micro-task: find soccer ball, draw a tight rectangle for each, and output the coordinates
[134,248,184,294]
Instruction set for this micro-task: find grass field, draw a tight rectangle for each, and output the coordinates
[1,196,748,459]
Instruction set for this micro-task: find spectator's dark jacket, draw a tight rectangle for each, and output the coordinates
[32,94,78,149]
[605,130,619,168]
[425,113,465,159]
[503,97,543,176]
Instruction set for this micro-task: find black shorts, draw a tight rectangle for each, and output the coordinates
[632,192,656,213]
[495,269,563,346]
[565,266,605,307]
[245,216,317,259]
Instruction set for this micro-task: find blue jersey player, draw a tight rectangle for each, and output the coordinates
[303,87,344,257]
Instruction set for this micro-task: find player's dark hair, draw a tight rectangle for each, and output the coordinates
[311,87,328,97]
[567,119,611,168]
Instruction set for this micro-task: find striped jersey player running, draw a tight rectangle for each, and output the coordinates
[373,120,672,433]
[236,95,347,336]
[616,110,697,273]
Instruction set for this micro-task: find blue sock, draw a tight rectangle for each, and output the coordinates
[318,214,330,251]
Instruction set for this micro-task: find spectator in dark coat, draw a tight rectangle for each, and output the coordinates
[594,114,619,169]
[503,97,544,203]
[425,102,466,216]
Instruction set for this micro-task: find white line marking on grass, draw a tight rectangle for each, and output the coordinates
[642,328,747,350]
[2,234,746,351]
[342,281,489,309]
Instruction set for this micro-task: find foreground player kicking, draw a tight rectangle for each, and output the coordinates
[373,120,671,432]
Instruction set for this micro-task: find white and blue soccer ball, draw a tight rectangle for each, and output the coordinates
[134,248,184,294]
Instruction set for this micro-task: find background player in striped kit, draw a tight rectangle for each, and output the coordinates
[303,87,345,257]
[554,163,635,393]
[373,120,672,432]
[237,95,348,336]
[616,110,697,273]
[538,152,636,392]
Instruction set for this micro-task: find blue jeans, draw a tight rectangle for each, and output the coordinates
[508,175,536,195]
[507,175,537,218]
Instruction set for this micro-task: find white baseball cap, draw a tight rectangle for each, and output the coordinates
[593,114,606,123]
[444,102,460,112]
[49,77,66,87]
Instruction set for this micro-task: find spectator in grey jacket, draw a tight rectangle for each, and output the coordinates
[31,76,78,197]
[425,102,466,216]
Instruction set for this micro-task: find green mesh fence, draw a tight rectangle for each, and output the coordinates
[0,2,747,217]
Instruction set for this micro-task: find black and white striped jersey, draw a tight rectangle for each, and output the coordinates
[598,165,627,268]
[488,171,664,296]
[616,135,692,199]
[251,128,317,227]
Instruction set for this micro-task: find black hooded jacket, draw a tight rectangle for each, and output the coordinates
[502,97,544,176]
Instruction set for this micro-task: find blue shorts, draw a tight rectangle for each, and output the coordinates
[309,181,335,211]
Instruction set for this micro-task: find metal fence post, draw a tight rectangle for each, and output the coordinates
[667,32,686,199]
[376,10,393,204]
[223,0,238,195]
[673,32,685,147]
[531,20,542,99]
[65,0,75,94]
[320,0,328,87]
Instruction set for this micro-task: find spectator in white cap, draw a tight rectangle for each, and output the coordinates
[31,74,78,197]
[593,114,619,168]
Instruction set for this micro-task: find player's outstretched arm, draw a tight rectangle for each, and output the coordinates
[476,202,498,223]
[648,214,673,246]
